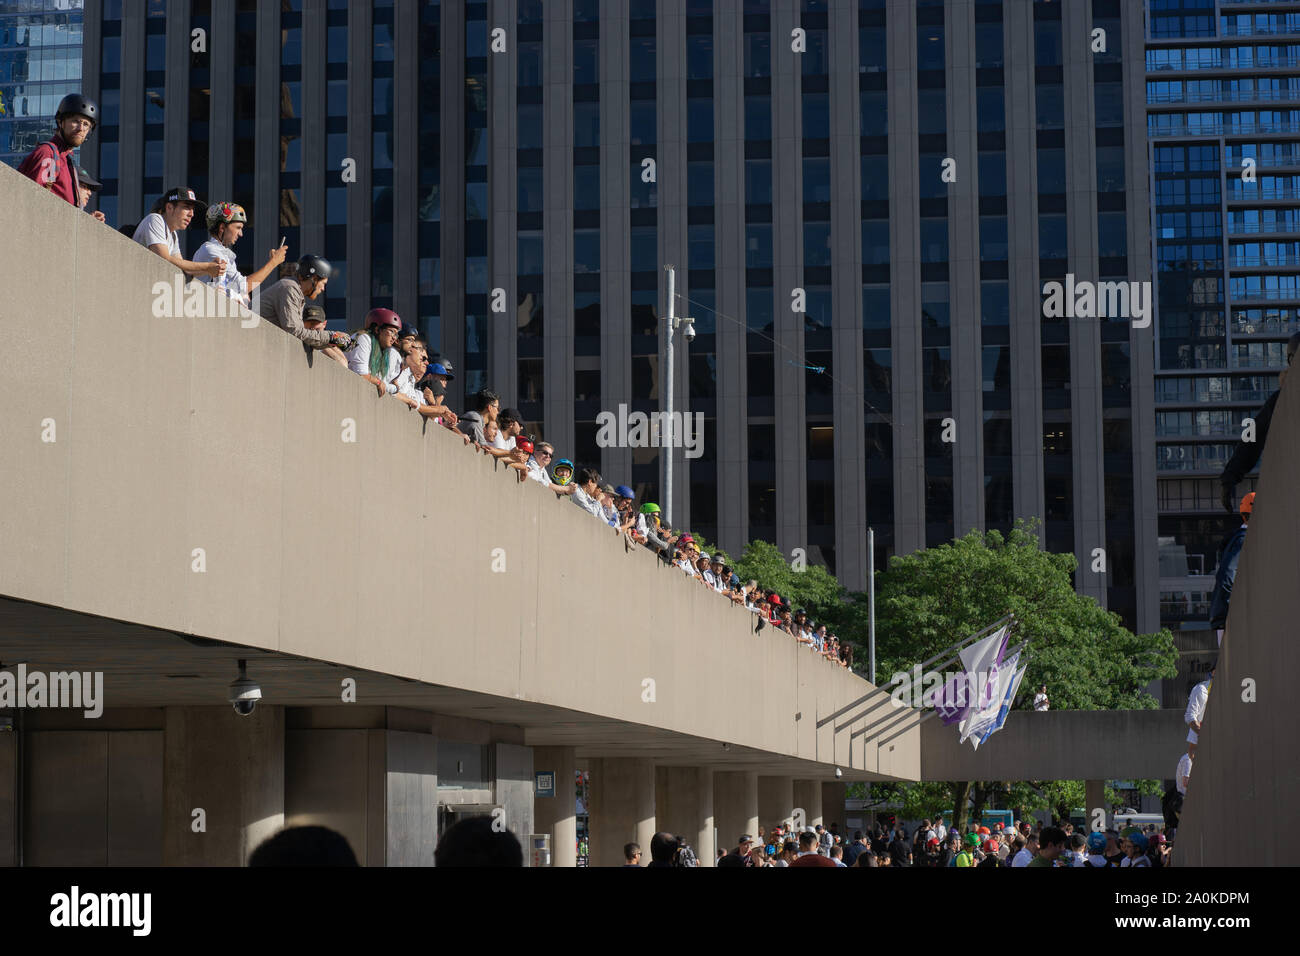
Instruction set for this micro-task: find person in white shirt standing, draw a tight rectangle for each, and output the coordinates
[1184,664,1214,756]
[1176,748,1193,796]
[194,200,287,308]
[1033,685,1050,711]
[132,186,226,279]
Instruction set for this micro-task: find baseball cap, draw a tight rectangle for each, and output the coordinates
[738,834,753,844]
[163,186,206,210]
[680,534,694,544]
[1155,833,1167,845]
[770,594,783,606]
[429,362,454,380]
[77,167,103,191]
[1240,491,1256,516]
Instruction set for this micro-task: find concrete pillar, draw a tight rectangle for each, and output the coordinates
[655,766,715,868]
[758,775,795,833]
[793,779,823,830]
[533,746,578,867]
[713,771,759,863]
[1086,779,1106,832]
[821,781,848,837]
[163,706,284,866]
[588,757,656,869]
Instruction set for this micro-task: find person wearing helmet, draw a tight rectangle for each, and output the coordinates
[195,201,288,307]
[551,458,574,486]
[255,254,350,351]
[1209,491,1253,647]
[18,92,98,207]
[74,166,107,224]
[1119,829,1150,867]
[976,838,1005,868]
[131,186,228,279]
[345,307,403,396]
[1083,831,1113,867]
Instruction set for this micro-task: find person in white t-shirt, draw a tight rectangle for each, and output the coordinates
[347,308,403,397]
[557,467,605,519]
[1033,686,1050,711]
[194,200,287,307]
[1176,748,1193,796]
[1185,665,1213,755]
[132,186,225,279]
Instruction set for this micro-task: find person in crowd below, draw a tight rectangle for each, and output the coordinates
[345,307,402,396]
[194,201,287,308]
[1033,685,1050,711]
[777,840,798,866]
[1120,830,1151,868]
[1210,494,1253,646]
[645,832,679,868]
[300,305,349,367]
[1028,827,1066,867]
[1083,832,1112,867]
[888,829,911,867]
[255,254,351,352]
[433,815,523,867]
[1184,663,1213,756]
[248,825,359,867]
[1009,834,1033,867]
[456,388,500,445]
[74,166,107,223]
[954,833,979,867]
[1104,830,1125,867]
[1176,747,1193,803]
[18,93,99,208]
[855,847,877,867]
[131,187,227,279]
[1066,833,1088,867]
[623,843,642,867]
[937,833,960,868]
[790,831,837,867]
[1152,834,1171,868]
[828,846,847,867]
[842,831,868,868]
[976,839,1004,868]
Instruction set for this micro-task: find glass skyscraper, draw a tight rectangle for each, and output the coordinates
[1147,0,1300,655]
[83,0,1157,633]
[0,0,84,170]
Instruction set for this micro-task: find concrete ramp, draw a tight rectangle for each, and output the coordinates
[1174,374,1300,866]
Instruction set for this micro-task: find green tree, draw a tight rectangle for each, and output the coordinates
[729,539,846,617]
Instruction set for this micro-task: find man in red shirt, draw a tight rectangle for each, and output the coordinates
[17,94,98,207]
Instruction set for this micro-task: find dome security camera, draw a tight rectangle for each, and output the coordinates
[228,659,262,717]
[835,767,843,779]
[681,321,696,343]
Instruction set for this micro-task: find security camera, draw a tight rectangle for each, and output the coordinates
[835,767,843,779]
[681,321,696,343]
[228,659,261,717]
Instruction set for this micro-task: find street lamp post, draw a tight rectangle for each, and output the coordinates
[662,265,693,527]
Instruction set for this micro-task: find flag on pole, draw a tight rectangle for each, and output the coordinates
[973,658,1028,750]
[933,624,1008,725]
[962,647,1019,745]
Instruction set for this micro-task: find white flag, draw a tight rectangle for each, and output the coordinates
[964,649,1020,746]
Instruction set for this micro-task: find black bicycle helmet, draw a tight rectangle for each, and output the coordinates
[56,93,98,128]
[297,255,332,280]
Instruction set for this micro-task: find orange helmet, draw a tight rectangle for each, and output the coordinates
[1240,491,1256,517]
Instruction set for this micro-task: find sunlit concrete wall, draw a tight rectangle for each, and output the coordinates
[0,163,916,779]
[1175,372,1300,867]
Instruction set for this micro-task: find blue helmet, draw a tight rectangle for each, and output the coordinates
[1087,832,1107,853]
[553,458,574,485]
[1128,832,1149,852]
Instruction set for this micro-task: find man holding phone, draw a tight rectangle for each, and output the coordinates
[195,201,288,308]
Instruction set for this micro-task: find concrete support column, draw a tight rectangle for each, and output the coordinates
[713,771,759,863]
[1086,779,1106,832]
[162,706,284,866]
[821,781,848,837]
[533,746,578,867]
[758,775,795,832]
[793,779,823,830]
[655,766,715,868]
[587,757,655,869]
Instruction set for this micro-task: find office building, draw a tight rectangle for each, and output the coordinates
[0,0,85,169]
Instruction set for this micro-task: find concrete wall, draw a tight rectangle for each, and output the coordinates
[0,162,916,779]
[919,709,1186,782]
[0,732,13,866]
[1176,375,1300,866]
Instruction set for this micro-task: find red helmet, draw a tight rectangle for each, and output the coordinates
[365,308,401,330]
[516,436,535,455]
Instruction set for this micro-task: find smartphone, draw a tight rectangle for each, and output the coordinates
[280,236,286,247]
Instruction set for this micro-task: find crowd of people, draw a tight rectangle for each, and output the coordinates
[638,817,1171,868]
[18,91,851,671]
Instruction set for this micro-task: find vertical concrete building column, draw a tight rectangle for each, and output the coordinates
[821,781,847,835]
[793,779,823,829]
[1086,779,1106,832]
[713,771,758,861]
[587,757,655,868]
[758,775,795,832]
[655,766,715,867]
[533,746,577,867]
[162,706,284,867]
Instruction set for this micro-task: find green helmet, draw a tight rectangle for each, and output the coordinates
[964,833,980,847]
[640,502,660,515]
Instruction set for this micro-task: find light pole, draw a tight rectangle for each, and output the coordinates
[662,265,693,527]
